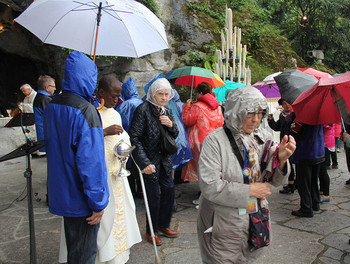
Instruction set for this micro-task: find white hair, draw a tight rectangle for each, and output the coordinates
[20,84,33,91]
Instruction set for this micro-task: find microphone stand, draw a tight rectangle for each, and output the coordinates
[19,108,37,264]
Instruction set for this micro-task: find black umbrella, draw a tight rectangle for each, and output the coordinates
[274,69,318,105]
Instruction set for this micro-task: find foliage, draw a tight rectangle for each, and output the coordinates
[257,0,350,73]
[182,0,305,83]
[137,0,158,15]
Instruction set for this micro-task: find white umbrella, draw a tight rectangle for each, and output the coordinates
[263,72,282,82]
[15,0,169,60]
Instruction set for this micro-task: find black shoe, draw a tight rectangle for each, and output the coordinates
[346,179,350,185]
[279,185,295,194]
[313,204,320,211]
[292,210,313,218]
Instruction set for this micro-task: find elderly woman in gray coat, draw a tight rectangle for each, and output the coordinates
[197,86,296,264]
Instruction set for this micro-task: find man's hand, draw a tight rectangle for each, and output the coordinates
[278,135,296,169]
[103,125,123,137]
[341,132,349,143]
[86,210,104,225]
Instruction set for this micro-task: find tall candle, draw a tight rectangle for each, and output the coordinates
[226,49,229,78]
[230,66,233,81]
[221,31,225,55]
[228,8,233,49]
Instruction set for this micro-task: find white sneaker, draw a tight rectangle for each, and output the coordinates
[195,205,199,209]
[192,199,199,205]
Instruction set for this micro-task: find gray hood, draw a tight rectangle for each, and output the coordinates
[224,86,268,134]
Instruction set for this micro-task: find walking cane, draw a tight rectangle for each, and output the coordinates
[131,155,161,264]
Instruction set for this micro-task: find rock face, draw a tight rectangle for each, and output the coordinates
[0,0,214,100]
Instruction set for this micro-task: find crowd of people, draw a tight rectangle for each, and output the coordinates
[3,51,349,263]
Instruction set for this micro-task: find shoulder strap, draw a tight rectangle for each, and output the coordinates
[223,125,244,169]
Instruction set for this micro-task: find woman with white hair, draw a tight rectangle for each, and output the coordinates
[197,86,296,263]
[129,78,179,246]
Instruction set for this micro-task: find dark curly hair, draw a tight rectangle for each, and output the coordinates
[196,82,212,95]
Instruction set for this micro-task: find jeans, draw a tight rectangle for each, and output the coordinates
[64,216,99,264]
[144,164,175,234]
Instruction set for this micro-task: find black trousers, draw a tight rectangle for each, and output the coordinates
[144,165,175,235]
[64,216,99,264]
[325,148,338,167]
[345,145,350,173]
[319,148,330,196]
[296,163,321,214]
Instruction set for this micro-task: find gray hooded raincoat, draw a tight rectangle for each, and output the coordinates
[197,86,290,263]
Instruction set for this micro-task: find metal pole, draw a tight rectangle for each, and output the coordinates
[25,152,37,264]
[93,2,102,62]
[131,155,161,264]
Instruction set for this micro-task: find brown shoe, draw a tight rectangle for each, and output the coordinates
[158,227,179,238]
[146,233,162,246]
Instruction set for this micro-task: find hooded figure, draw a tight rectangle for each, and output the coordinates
[181,82,224,182]
[116,78,143,132]
[197,86,295,263]
[44,51,109,263]
[129,78,179,246]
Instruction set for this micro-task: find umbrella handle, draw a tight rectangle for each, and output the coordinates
[96,98,105,110]
[131,155,162,264]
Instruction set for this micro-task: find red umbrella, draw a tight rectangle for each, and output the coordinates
[293,72,350,125]
[297,68,333,80]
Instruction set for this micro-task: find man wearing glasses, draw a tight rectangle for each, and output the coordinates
[33,75,56,156]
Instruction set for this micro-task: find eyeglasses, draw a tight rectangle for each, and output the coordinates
[48,85,56,88]
[246,111,266,118]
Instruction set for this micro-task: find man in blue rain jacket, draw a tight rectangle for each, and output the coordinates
[44,51,109,264]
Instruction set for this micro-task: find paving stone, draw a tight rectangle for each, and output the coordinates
[323,247,343,260]
[319,256,341,264]
[321,233,350,252]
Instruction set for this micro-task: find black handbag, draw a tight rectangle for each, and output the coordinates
[156,115,178,156]
[223,125,270,252]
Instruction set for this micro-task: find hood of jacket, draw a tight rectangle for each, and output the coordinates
[62,51,97,100]
[197,93,219,110]
[224,86,268,135]
[121,78,139,100]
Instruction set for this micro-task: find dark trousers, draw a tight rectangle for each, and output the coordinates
[325,148,338,167]
[127,159,142,195]
[345,145,350,173]
[144,165,175,234]
[288,162,295,182]
[64,216,99,264]
[296,163,321,214]
[319,149,330,196]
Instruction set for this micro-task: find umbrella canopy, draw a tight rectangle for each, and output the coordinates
[167,66,224,88]
[297,68,333,80]
[263,72,282,82]
[213,80,246,102]
[293,71,350,125]
[253,80,281,99]
[15,0,168,59]
[274,69,318,105]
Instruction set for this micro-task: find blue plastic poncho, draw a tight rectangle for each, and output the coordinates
[167,90,192,170]
[116,78,143,132]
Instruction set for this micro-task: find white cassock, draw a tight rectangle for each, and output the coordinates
[22,90,37,113]
[59,106,141,264]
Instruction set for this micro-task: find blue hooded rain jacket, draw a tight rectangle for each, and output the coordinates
[44,51,109,217]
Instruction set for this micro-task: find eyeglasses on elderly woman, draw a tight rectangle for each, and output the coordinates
[246,110,267,118]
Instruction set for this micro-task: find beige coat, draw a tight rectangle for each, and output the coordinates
[197,86,290,264]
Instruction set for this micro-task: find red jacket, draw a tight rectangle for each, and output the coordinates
[181,93,224,182]
[323,124,335,148]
